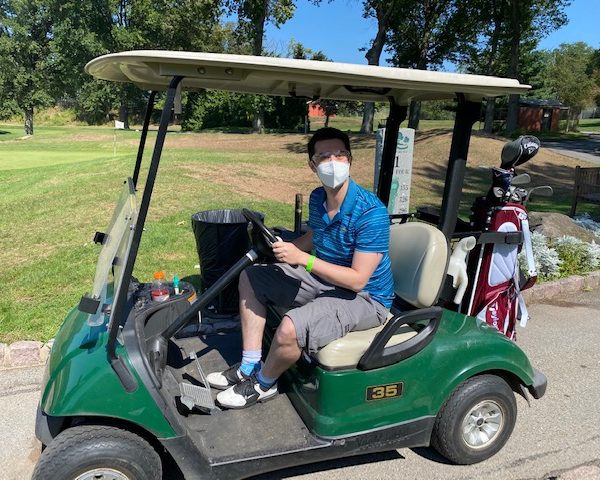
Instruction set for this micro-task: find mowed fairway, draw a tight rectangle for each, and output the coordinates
[0,123,595,343]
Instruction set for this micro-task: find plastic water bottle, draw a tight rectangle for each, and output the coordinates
[151,271,170,302]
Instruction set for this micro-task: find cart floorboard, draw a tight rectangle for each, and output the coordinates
[163,332,328,465]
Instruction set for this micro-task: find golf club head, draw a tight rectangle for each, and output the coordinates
[510,187,528,203]
[491,167,513,191]
[511,173,531,186]
[524,185,553,206]
[486,167,513,203]
[529,185,554,198]
[501,136,540,169]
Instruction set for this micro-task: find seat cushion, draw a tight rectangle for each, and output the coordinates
[315,311,417,369]
[389,222,448,308]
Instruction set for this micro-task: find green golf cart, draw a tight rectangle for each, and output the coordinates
[32,51,546,480]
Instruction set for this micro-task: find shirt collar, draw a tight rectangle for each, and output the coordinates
[340,178,359,216]
[317,178,358,225]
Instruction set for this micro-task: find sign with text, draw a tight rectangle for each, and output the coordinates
[374,128,415,215]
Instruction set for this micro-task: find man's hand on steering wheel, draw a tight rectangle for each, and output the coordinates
[272,241,309,266]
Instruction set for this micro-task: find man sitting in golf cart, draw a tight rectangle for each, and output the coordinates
[207,127,395,408]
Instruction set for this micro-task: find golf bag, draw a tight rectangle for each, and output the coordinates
[467,199,536,340]
[465,136,541,340]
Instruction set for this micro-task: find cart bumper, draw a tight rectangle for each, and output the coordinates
[527,368,547,399]
[35,404,64,446]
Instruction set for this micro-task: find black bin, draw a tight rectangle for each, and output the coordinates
[191,209,263,314]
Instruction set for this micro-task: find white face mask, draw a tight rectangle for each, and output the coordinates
[316,160,350,189]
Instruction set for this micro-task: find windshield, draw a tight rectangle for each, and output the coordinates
[90,178,137,306]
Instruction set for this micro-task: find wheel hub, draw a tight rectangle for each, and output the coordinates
[461,400,504,449]
[75,468,130,480]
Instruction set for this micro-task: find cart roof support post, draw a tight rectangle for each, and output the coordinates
[376,99,408,206]
[132,90,157,189]
[439,96,481,237]
[108,76,183,372]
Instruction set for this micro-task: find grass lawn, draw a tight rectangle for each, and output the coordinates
[0,121,598,343]
[579,118,600,132]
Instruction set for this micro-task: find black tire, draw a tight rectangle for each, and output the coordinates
[431,374,517,465]
[32,425,162,480]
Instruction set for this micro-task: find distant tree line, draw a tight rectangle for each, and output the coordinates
[0,0,597,135]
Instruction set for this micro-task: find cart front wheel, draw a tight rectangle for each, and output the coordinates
[32,425,162,480]
[431,374,517,464]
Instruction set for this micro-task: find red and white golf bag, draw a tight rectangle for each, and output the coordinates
[466,201,537,340]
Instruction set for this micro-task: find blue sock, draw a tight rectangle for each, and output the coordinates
[256,369,277,389]
[240,350,261,375]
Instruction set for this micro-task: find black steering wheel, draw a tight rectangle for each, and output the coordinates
[242,208,278,247]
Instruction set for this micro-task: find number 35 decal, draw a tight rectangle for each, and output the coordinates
[366,382,404,401]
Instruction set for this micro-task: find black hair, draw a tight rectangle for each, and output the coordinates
[307,127,351,160]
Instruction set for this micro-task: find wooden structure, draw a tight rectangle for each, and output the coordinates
[570,166,600,216]
[519,99,564,132]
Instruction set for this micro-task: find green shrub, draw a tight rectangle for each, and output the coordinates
[523,233,600,282]
[182,91,306,132]
[553,236,588,276]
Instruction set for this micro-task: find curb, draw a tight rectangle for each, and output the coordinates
[522,270,600,303]
[1,271,599,371]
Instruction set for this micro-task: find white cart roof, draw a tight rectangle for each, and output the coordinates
[85,50,530,104]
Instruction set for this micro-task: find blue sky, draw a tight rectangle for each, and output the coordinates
[264,0,599,70]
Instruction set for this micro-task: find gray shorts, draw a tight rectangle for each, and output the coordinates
[245,263,389,354]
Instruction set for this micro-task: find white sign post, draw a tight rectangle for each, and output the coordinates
[114,120,125,157]
[374,128,415,214]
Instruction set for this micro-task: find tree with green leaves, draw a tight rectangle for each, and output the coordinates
[386,0,479,129]
[0,0,54,134]
[224,0,296,132]
[547,42,596,131]
[460,0,569,134]
[589,48,600,108]
[360,0,401,133]
[48,0,224,127]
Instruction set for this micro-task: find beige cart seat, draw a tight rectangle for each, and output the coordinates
[315,222,449,369]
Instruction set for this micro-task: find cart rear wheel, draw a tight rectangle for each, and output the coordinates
[431,374,517,464]
[32,425,162,480]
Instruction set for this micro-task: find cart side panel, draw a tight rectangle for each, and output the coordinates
[288,309,536,438]
[40,306,177,439]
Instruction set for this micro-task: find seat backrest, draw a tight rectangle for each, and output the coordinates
[389,222,449,308]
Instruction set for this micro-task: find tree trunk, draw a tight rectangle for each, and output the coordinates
[361,102,375,133]
[484,97,495,133]
[505,0,521,135]
[324,114,330,128]
[483,0,502,135]
[252,113,264,134]
[360,2,396,133]
[251,0,268,133]
[24,107,34,135]
[408,100,421,130]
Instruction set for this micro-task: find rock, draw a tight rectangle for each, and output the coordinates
[8,341,43,367]
[39,341,53,364]
[528,212,598,243]
[0,343,6,367]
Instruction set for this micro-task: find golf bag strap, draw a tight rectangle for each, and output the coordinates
[520,215,536,277]
[517,212,534,327]
[518,293,529,328]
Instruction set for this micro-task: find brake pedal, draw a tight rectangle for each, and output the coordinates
[179,351,219,412]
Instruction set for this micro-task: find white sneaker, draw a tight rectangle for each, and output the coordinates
[216,376,278,409]
[206,362,254,390]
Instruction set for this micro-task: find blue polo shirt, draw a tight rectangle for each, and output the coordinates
[307,178,394,308]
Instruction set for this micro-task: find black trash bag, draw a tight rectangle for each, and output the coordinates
[191,209,263,314]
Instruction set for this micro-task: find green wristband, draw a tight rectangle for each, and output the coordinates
[305,255,316,273]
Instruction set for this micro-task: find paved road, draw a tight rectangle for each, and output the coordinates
[542,134,600,165]
[1,291,599,480]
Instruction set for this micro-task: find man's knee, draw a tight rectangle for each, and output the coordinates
[239,269,253,296]
[275,316,298,345]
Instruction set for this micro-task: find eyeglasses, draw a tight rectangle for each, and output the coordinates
[311,150,352,164]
